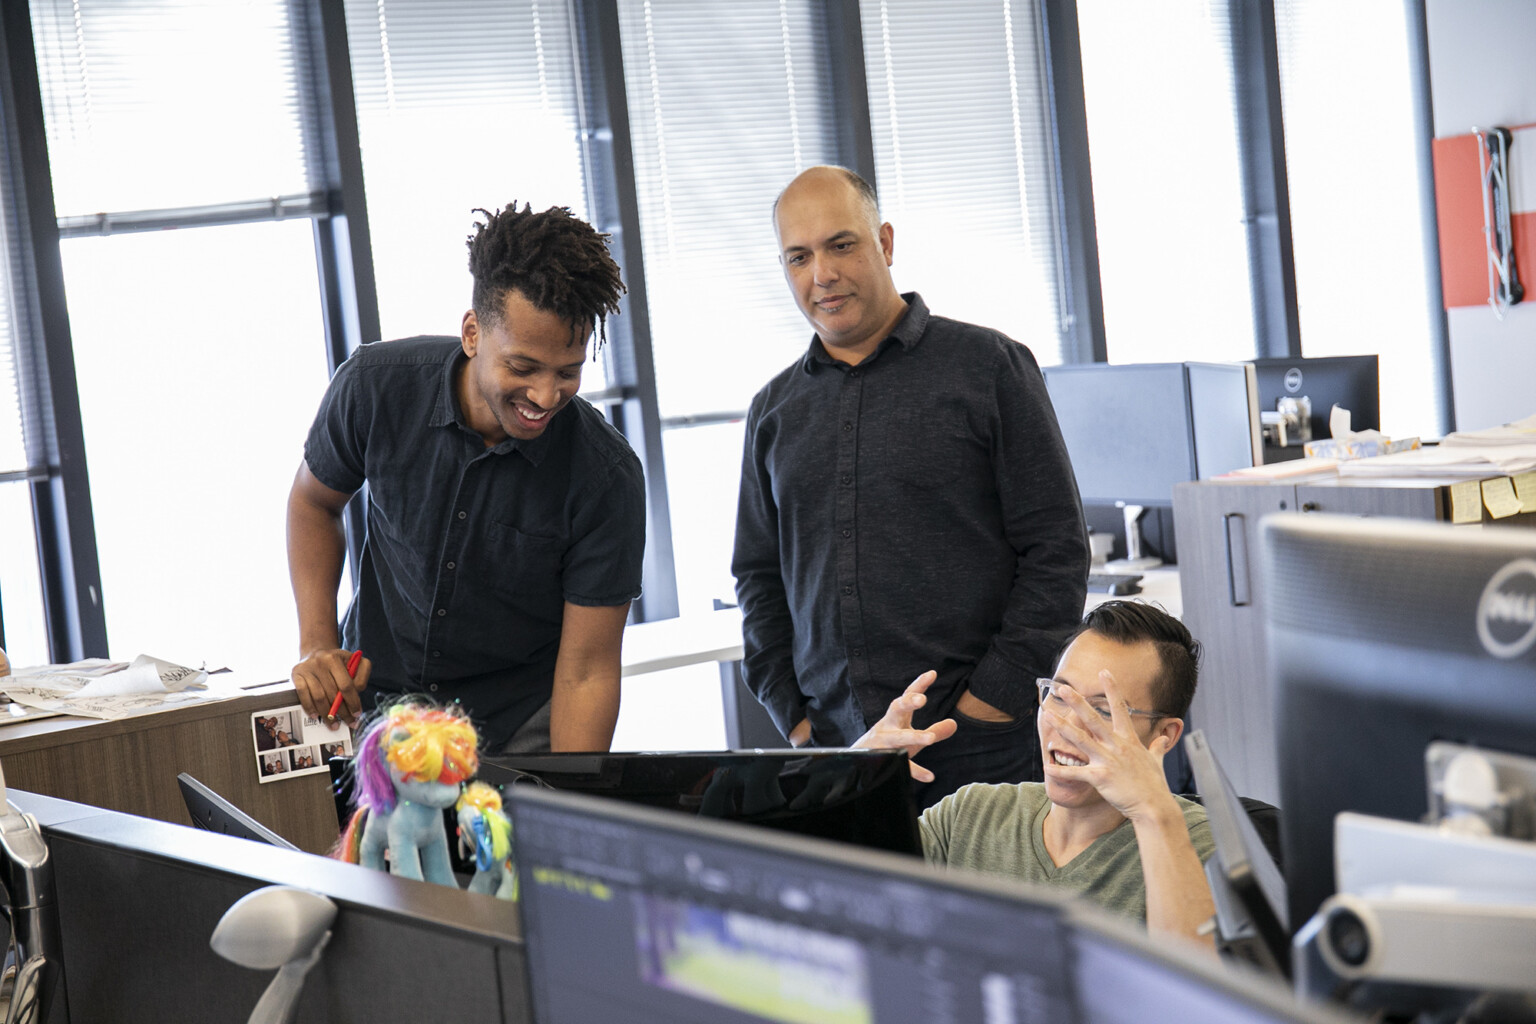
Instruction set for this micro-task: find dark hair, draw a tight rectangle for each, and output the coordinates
[466,203,625,349]
[1068,600,1201,720]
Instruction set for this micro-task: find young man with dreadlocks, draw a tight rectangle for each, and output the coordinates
[287,203,644,754]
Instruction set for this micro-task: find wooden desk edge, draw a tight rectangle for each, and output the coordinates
[0,681,301,755]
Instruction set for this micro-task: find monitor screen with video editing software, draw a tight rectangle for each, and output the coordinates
[509,785,1077,1024]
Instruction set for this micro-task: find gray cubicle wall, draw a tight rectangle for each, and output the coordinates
[10,791,529,1024]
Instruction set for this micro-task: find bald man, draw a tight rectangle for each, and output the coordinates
[732,166,1089,808]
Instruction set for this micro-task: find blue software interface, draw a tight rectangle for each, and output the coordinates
[510,789,1076,1024]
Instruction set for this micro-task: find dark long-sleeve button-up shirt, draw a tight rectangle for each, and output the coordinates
[732,294,1089,745]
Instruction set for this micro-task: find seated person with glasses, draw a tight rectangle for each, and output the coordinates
[855,600,1216,948]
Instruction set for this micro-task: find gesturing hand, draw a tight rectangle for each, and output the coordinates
[851,671,958,782]
[1041,668,1176,822]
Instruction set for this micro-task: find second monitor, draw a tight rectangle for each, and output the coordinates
[1043,361,1262,564]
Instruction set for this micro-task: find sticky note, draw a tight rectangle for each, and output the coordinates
[1513,471,1536,513]
[1450,480,1482,524]
[1482,476,1523,519]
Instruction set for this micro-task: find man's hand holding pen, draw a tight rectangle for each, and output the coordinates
[291,647,370,727]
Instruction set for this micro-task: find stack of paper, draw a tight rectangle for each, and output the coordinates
[1336,443,1536,478]
[1214,457,1340,482]
[1,655,230,721]
[1440,413,1536,447]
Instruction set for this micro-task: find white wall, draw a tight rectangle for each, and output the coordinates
[1425,0,1536,430]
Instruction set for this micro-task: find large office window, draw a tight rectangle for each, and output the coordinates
[29,0,313,214]
[345,0,601,395]
[0,184,46,664]
[29,0,333,674]
[861,0,1065,363]
[1275,0,1442,438]
[1078,0,1257,365]
[617,0,838,615]
[61,223,330,675]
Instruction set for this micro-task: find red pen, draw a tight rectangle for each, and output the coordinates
[327,649,363,722]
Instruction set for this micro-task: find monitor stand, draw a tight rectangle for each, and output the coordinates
[1107,503,1163,572]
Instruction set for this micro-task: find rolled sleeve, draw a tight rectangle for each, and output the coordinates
[302,356,368,495]
[562,449,646,607]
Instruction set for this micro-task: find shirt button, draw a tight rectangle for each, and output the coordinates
[852,648,864,658]
[445,561,456,570]
[432,651,441,658]
[457,510,467,520]
[841,474,852,485]
[842,585,853,595]
[436,608,447,617]
[429,684,439,693]
[841,529,851,538]
[849,370,861,379]
[842,421,852,432]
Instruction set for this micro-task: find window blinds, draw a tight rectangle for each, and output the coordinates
[28,0,315,217]
[344,0,593,362]
[860,0,1064,364]
[616,0,838,418]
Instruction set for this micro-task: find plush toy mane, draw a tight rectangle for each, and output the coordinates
[353,702,479,815]
[456,781,512,864]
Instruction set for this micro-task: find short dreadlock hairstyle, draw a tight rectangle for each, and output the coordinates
[466,203,625,350]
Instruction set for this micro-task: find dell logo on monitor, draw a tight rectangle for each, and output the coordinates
[1283,367,1304,393]
[1477,559,1536,659]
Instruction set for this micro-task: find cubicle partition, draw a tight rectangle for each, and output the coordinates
[9,790,529,1024]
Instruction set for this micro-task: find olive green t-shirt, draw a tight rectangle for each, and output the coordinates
[919,782,1214,922]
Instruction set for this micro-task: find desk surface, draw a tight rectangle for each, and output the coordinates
[0,681,340,853]
[621,568,1184,680]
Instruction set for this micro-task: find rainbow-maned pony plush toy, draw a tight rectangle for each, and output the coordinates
[455,781,517,901]
[334,701,478,887]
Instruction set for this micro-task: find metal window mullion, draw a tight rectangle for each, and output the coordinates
[300,0,382,585]
[821,0,877,187]
[1,0,108,661]
[1040,0,1106,364]
[1403,0,1454,435]
[1229,0,1301,360]
[571,0,678,624]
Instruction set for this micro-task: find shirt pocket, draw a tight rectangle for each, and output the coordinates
[479,522,566,621]
[879,405,973,489]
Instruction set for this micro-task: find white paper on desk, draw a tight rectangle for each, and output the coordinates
[1440,413,1536,447]
[0,655,228,721]
[1337,444,1536,478]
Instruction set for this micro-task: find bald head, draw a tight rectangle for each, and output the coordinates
[773,165,881,234]
[772,165,905,364]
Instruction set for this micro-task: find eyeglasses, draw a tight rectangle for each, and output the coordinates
[1035,678,1168,722]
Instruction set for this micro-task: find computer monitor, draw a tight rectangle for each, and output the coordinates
[1248,355,1379,455]
[1068,911,1359,1024]
[477,749,922,856]
[508,785,1078,1024]
[1045,361,1261,565]
[176,772,299,850]
[1043,362,1196,507]
[1261,513,1536,931]
[1184,730,1288,975]
[1186,361,1263,480]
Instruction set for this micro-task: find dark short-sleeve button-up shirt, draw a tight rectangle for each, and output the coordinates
[304,336,645,749]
